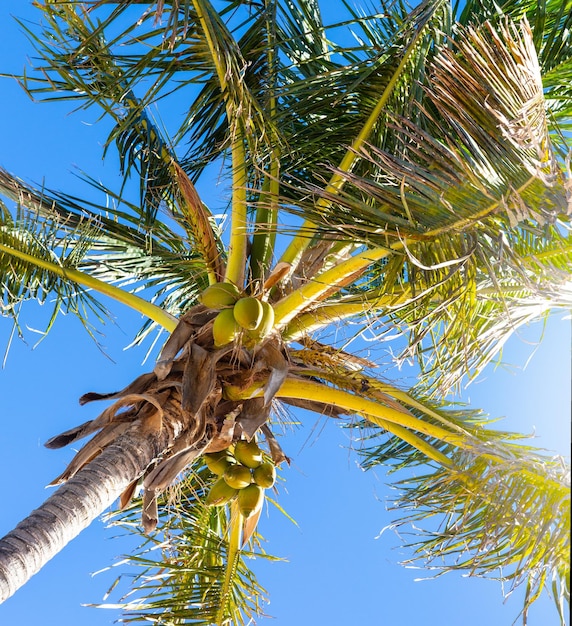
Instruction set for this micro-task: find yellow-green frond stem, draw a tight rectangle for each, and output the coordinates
[224,134,249,288]
[288,366,471,437]
[225,377,472,452]
[367,418,454,468]
[293,367,479,439]
[250,11,280,284]
[215,500,243,626]
[281,290,411,340]
[190,0,249,288]
[191,0,228,91]
[273,247,392,329]
[276,379,471,448]
[250,161,280,284]
[0,242,177,332]
[278,1,446,271]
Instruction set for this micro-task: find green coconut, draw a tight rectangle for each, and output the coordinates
[234,440,263,469]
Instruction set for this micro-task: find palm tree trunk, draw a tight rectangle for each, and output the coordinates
[0,425,175,603]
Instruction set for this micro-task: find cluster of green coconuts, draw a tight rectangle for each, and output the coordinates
[204,440,276,518]
[199,283,275,347]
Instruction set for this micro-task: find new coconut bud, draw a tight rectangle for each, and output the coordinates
[199,282,240,309]
[233,297,264,331]
[212,309,240,347]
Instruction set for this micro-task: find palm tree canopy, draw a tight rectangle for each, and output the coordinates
[0,0,570,624]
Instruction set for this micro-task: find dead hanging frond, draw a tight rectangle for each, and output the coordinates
[171,161,225,282]
[430,18,558,186]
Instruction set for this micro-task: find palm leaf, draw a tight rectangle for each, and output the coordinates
[0,169,222,344]
[285,18,566,237]
[379,449,570,624]
[18,3,226,279]
[276,0,451,267]
[100,464,276,625]
[283,366,571,622]
[275,17,571,392]
[0,198,110,337]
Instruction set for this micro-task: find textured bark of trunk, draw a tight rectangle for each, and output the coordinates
[0,425,175,603]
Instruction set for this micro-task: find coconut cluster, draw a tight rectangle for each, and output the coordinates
[204,439,276,518]
[199,283,275,347]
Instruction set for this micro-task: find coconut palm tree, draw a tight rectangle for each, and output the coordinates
[0,0,570,624]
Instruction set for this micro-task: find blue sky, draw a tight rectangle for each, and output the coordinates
[0,3,570,626]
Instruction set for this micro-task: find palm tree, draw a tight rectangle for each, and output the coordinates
[0,0,570,623]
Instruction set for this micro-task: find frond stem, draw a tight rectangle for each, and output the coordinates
[282,290,411,340]
[273,247,392,328]
[225,377,464,457]
[224,133,248,288]
[215,501,243,625]
[0,242,177,331]
[191,0,248,288]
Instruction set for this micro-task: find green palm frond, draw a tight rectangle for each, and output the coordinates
[404,232,572,393]
[0,167,182,253]
[283,223,571,394]
[100,464,275,625]
[362,425,570,622]
[276,0,450,188]
[285,18,566,239]
[276,17,571,391]
[270,367,571,622]
[83,0,283,174]
[0,169,217,342]
[18,4,227,272]
[394,453,569,622]
[0,198,110,336]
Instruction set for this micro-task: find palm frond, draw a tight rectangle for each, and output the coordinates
[275,17,571,392]
[285,17,567,238]
[382,450,569,624]
[0,169,218,344]
[18,3,228,279]
[272,367,571,623]
[0,199,110,338]
[100,464,276,625]
[276,0,450,190]
[357,389,571,619]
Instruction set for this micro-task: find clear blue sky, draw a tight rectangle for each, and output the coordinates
[0,3,570,626]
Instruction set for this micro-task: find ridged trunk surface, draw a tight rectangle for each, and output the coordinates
[0,425,174,603]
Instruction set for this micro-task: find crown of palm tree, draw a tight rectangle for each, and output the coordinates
[0,0,570,624]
